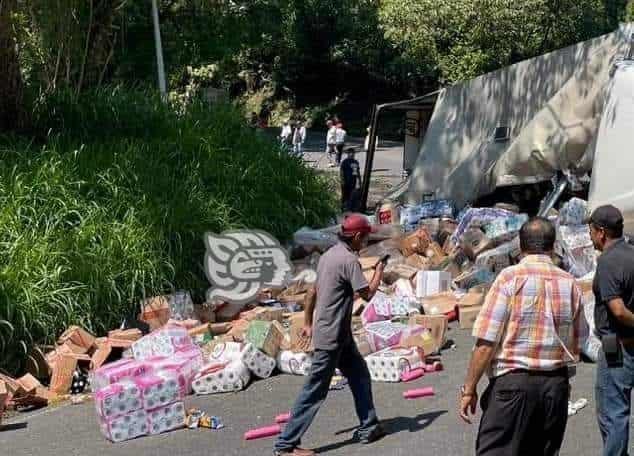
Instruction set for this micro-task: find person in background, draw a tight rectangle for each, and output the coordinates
[459,217,584,456]
[293,121,307,157]
[280,120,292,147]
[273,214,385,456]
[335,122,346,166]
[587,205,634,456]
[340,147,362,213]
[326,119,337,166]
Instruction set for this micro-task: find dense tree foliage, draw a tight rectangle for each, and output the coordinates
[1,0,632,132]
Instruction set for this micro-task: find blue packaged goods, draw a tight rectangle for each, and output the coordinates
[452,208,516,243]
[418,200,455,219]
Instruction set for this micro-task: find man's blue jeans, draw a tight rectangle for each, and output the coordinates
[596,344,634,456]
[274,341,379,452]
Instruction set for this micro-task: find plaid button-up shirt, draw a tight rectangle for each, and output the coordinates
[473,255,585,378]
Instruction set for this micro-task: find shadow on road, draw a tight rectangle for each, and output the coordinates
[314,410,447,453]
[0,422,28,432]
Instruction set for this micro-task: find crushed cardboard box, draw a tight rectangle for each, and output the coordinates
[459,306,483,330]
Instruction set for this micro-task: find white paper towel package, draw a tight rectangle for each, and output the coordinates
[277,350,312,376]
[132,326,193,360]
[192,360,251,394]
[99,409,149,443]
[365,347,424,382]
[241,343,276,378]
[147,401,186,435]
[207,342,244,363]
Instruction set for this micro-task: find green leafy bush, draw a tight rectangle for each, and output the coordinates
[0,87,336,374]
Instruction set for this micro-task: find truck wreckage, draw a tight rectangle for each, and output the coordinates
[362,23,634,233]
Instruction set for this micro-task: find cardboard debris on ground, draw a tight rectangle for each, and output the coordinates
[139,295,171,331]
[289,313,313,353]
[57,326,96,353]
[459,305,483,330]
[409,314,448,353]
[50,354,78,395]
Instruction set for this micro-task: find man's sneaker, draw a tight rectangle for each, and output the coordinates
[273,447,315,456]
[354,425,387,444]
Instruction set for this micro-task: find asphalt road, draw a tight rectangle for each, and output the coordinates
[0,323,607,456]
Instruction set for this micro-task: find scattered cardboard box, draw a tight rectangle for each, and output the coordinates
[252,307,285,322]
[420,292,458,315]
[209,322,233,335]
[459,291,485,308]
[57,326,95,353]
[49,354,78,395]
[289,313,313,353]
[359,256,380,270]
[107,328,142,342]
[415,271,451,298]
[405,254,430,270]
[459,306,483,330]
[383,263,418,285]
[245,320,284,358]
[139,295,171,331]
[400,228,431,257]
[408,314,448,353]
[400,328,436,356]
[90,341,113,370]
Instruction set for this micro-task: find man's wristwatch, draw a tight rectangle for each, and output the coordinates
[460,385,476,397]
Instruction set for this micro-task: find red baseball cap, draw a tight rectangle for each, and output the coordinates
[341,213,375,236]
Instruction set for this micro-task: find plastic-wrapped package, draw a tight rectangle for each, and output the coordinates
[452,208,515,243]
[361,291,392,325]
[207,341,244,364]
[418,200,455,219]
[99,409,148,443]
[460,228,495,260]
[365,347,424,382]
[132,326,193,360]
[92,359,149,392]
[192,360,251,394]
[475,238,520,274]
[95,380,142,420]
[276,351,312,376]
[483,214,528,243]
[135,369,183,410]
[559,198,588,226]
[365,321,408,352]
[580,288,601,362]
[168,291,195,321]
[557,225,597,278]
[147,401,186,435]
[240,343,276,378]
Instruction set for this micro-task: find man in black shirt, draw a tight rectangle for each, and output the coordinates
[588,205,634,456]
[340,148,362,212]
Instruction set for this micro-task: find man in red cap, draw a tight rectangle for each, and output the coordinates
[274,214,385,456]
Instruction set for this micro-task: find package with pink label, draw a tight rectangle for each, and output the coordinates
[276,350,312,376]
[192,360,251,394]
[144,347,203,394]
[134,369,184,410]
[365,321,408,352]
[132,326,193,360]
[95,380,143,420]
[91,358,149,391]
[365,347,424,382]
[361,291,392,325]
[147,401,186,435]
[99,409,148,443]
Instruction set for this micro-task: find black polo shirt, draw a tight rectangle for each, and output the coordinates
[593,238,634,337]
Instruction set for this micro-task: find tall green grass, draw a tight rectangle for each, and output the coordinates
[0,88,336,374]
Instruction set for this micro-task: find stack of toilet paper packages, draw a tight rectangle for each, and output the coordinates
[241,343,276,378]
[365,321,408,352]
[365,347,424,382]
[192,360,251,394]
[452,207,515,243]
[147,346,204,393]
[361,291,392,325]
[483,214,528,244]
[95,368,186,442]
[557,225,597,278]
[277,350,312,376]
[132,325,194,360]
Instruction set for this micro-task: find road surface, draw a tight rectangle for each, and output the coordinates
[0,323,605,456]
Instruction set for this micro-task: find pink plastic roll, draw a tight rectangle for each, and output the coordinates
[401,368,425,382]
[244,424,282,440]
[424,361,443,373]
[403,387,435,399]
[275,412,291,424]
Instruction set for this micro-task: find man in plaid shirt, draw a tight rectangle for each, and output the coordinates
[459,217,585,456]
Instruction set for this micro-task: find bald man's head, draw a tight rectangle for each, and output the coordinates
[519,217,556,255]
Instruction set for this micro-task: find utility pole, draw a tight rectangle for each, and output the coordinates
[151,0,167,98]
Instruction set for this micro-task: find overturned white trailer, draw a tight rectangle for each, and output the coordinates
[362,23,634,233]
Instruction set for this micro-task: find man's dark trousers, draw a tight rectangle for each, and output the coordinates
[476,369,569,456]
[274,340,379,452]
